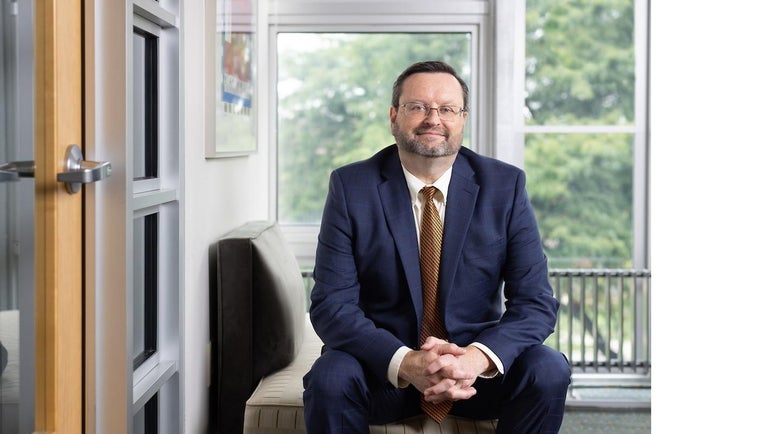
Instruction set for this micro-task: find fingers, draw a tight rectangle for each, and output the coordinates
[424,353,462,377]
[420,336,447,350]
[425,352,479,382]
[408,338,479,403]
[421,337,466,357]
[423,378,477,403]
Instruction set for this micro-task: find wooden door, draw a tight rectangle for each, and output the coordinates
[34,1,83,432]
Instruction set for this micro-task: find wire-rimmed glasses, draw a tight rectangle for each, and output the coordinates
[398,102,466,121]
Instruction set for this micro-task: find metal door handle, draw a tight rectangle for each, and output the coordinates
[0,160,35,182]
[56,144,112,194]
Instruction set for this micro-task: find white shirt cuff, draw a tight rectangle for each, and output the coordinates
[470,342,504,377]
[387,346,412,388]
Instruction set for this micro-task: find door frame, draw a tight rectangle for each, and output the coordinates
[83,1,132,432]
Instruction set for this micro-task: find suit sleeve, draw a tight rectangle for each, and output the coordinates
[473,170,559,374]
[308,170,405,383]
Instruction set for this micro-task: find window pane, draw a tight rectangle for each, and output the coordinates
[277,33,471,225]
[524,0,635,126]
[133,393,158,434]
[133,29,159,180]
[133,213,158,369]
[524,133,633,268]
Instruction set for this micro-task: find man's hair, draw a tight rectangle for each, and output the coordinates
[391,61,469,111]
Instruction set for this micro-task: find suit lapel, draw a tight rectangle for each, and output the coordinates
[378,151,424,321]
[439,153,479,309]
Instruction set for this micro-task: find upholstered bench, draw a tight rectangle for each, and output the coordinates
[211,221,497,434]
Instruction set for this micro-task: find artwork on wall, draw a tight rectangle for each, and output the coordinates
[206,0,258,157]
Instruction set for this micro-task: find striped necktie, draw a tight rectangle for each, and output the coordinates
[418,186,452,423]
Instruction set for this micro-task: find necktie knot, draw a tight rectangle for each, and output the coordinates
[418,186,443,267]
[421,185,438,202]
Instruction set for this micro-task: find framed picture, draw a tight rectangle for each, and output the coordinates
[205,0,258,157]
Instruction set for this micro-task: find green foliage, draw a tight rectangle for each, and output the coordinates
[525,0,635,125]
[523,0,636,267]
[525,134,633,268]
[277,0,637,268]
[277,33,470,223]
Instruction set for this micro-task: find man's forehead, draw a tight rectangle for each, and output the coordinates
[401,72,463,98]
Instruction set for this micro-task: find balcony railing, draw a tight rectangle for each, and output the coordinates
[548,269,650,382]
[301,268,651,384]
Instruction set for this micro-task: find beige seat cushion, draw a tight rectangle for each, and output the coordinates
[243,317,497,434]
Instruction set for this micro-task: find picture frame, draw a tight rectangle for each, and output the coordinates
[205,0,258,158]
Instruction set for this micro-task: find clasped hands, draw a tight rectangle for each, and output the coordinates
[399,336,492,404]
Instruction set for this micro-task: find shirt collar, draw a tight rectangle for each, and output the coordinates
[402,165,452,204]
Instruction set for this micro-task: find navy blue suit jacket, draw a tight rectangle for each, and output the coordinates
[309,144,558,385]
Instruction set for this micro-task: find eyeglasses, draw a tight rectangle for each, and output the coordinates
[398,102,466,121]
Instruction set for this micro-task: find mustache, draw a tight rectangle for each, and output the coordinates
[415,127,448,136]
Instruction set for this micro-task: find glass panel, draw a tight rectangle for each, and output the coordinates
[524,133,633,268]
[1,2,35,432]
[133,29,158,180]
[132,217,146,361]
[133,393,158,434]
[133,214,158,369]
[133,32,147,179]
[524,0,635,126]
[134,404,145,434]
[276,32,472,225]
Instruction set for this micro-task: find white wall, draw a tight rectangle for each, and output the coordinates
[651,1,770,432]
[181,2,270,432]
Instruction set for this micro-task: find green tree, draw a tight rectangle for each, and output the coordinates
[277,0,637,269]
[525,133,633,268]
[525,0,635,126]
[524,0,635,267]
[277,33,470,223]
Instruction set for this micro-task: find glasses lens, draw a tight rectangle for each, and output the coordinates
[402,104,461,120]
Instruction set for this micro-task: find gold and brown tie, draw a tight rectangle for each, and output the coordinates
[418,186,452,423]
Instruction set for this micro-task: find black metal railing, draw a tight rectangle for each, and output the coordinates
[548,269,650,379]
[300,268,651,381]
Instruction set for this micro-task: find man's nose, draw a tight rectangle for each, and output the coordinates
[423,107,443,124]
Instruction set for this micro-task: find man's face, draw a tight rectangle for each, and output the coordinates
[390,72,467,158]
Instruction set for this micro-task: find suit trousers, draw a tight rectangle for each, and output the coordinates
[302,344,571,433]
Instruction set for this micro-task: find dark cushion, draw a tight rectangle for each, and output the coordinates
[210,221,307,434]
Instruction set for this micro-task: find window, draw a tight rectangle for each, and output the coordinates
[269,1,489,266]
[133,29,159,181]
[133,213,158,369]
[270,0,649,270]
[276,32,472,225]
[131,1,181,432]
[517,0,646,269]
[133,393,158,434]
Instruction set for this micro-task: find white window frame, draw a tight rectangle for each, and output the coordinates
[267,1,492,267]
[130,1,181,432]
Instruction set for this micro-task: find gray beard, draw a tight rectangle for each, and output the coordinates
[401,139,453,158]
[394,130,461,158]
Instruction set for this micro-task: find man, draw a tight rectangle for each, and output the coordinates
[303,60,571,433]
